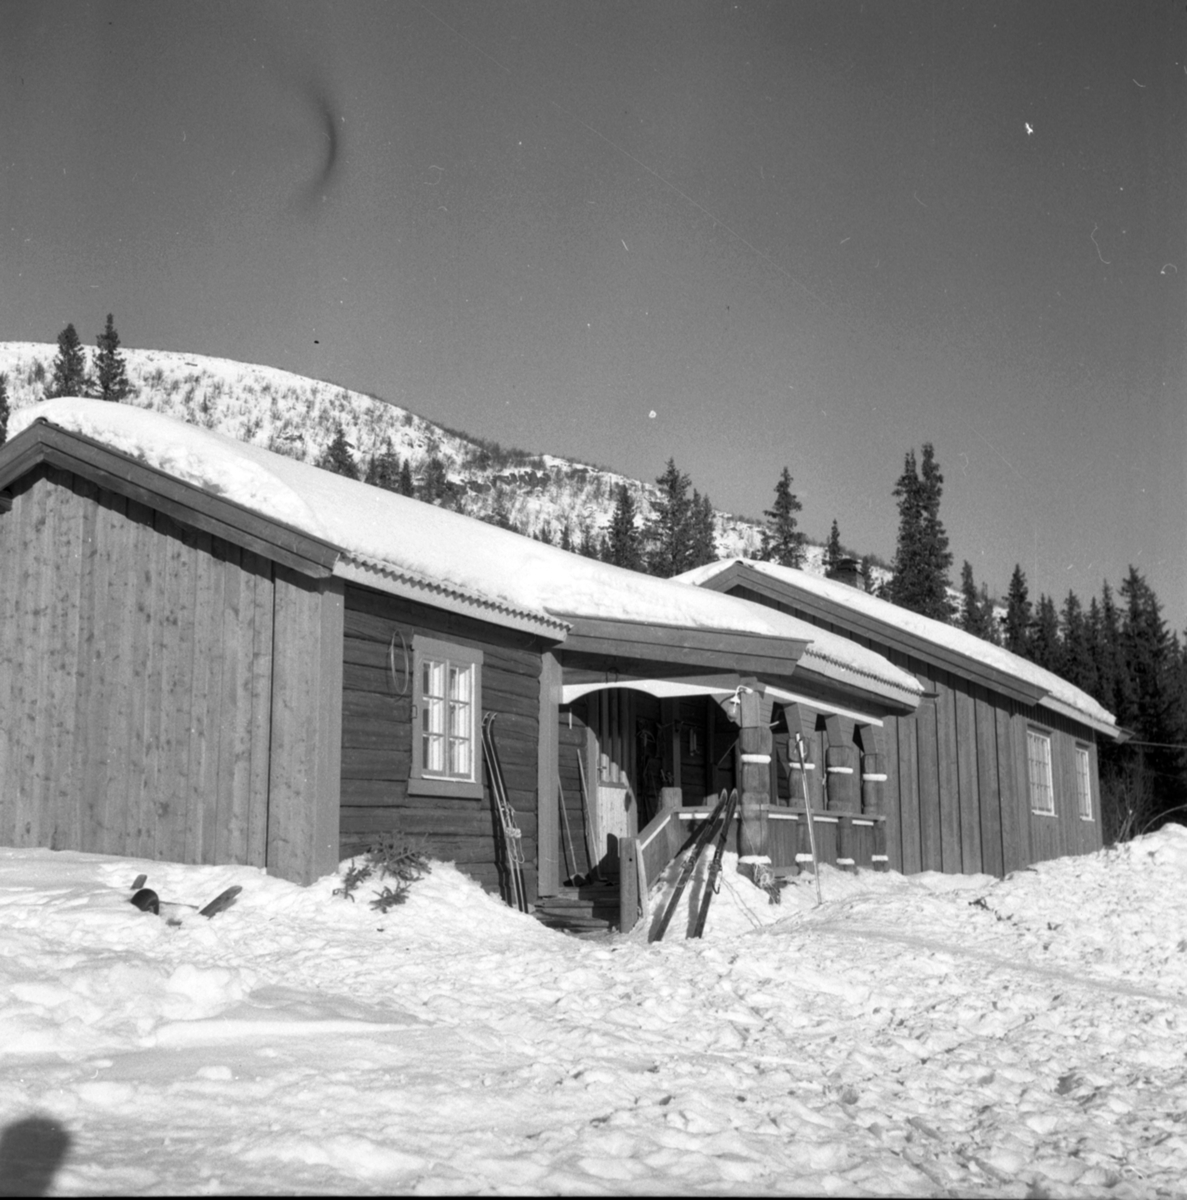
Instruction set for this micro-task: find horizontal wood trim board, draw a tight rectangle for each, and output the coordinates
[339,806,537,837]
[558,617,809,673]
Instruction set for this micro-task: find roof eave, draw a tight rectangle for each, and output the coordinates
[702,561,1052,708]
[335,554,569,640]
[554,613,811,676]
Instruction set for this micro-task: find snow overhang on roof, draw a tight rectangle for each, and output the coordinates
[1,402,916,709]
[680,558,1120,738]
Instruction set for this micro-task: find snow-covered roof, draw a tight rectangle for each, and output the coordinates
[679,558,1117,733]
[10,400,922,705]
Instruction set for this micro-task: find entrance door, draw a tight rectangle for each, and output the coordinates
[587,689,637,870]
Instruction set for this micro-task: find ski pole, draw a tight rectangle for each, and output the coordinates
[794,733,823,906]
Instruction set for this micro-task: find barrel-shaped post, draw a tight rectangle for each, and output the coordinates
[824,715,859,813]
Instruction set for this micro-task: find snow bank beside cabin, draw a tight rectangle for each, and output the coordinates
[11,399,921,700]
[4,827,1187,1195]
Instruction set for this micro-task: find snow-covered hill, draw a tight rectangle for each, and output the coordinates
[0,341,881,578]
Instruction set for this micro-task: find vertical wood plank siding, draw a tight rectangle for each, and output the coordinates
[266,569,343,884]
[728,588,1104,877]
[339,585,545,902]
[0,468,291,875]
[972,684,1005,878]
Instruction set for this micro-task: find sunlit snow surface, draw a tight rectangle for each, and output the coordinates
[4,830,1187,1196]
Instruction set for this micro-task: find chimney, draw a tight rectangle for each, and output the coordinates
[833,557,863,589]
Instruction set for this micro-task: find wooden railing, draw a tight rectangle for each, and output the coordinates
[618,802,889,932]
[618,796,686,933]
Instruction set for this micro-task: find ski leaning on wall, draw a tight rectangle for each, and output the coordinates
[649,789,734,943]
[481,712,529,914]
[690,788,740,939]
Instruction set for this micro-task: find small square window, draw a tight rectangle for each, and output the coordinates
[1027,728,1055,816]
[409,636,484,799]
[1075,744,1093,821]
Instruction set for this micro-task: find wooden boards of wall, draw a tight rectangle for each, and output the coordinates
[0,467,278,870]
[339,587,545,903]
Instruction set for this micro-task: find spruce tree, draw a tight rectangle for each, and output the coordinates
[1031,594,1062,672]
[760,466,803,568]
[0,374,8,447]
[1060,590,1097,697]
[889,450,923,608]
[1111,568,1186,832]
[46,323,89,398]
[890,444,953,620]
[1003,565,1032,657]
[686,489,718,570]
[1120,567,1181,748]
[94,314,131,402]
[397,459,415,497]
[365,438,402,491]
[919,443,955,618]
[604,484,644,571]
[959,560,996,641]
[418,455,451,506]
[646,459,693,578]
[1092,583,1131,723]
[823,519,843,578]
[577,524,601,560]
[317,425,359,480]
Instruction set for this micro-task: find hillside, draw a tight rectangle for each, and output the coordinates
[0,341,872,580]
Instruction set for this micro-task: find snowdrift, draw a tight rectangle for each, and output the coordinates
[3,828,1187,1195]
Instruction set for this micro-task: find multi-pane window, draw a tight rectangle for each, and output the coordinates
[1027,728,1055,815]
[421,657,474,778]
[410,636,483,799]
[1075,744,1093,821]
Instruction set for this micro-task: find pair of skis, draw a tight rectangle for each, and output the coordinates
[649,788,739,942]
[129,874,243,926]
[481,711,529,913]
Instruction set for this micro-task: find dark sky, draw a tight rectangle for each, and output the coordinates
[4,0,1185,628]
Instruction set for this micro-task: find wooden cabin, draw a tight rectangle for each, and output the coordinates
[0,401,926,928]
[681,559,1123,876]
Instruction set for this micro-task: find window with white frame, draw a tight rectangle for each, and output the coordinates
[409,636,484,799]
[1027,728,1055,815]
[1075,744,1093,821]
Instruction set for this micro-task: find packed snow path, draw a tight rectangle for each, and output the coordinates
[3,830,1187,1196]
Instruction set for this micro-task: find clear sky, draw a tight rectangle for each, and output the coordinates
[4,0,1185,629]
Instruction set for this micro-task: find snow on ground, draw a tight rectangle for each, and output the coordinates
[4,830,1187,1197]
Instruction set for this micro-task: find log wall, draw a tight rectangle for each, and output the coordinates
[340,585,545,903]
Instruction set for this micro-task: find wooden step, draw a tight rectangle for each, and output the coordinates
[533,883,620,934]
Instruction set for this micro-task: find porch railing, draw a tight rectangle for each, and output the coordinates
[618,802,889,932]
